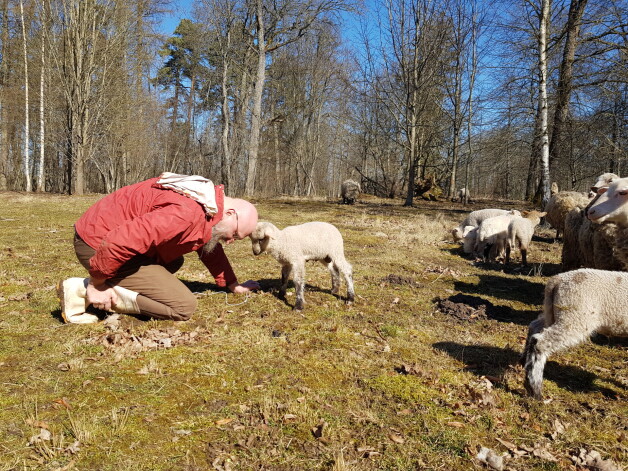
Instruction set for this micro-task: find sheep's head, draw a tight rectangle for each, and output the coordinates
[249,221,279,255]
[587,177,628,225]
[589,172,620,198]
[451,227,464,242]
[521,210,547,225]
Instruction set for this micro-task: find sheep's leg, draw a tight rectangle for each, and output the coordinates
[326,261,341,295]
[505,244,511,264]
[335,259,354,304]
[524,321,593,399]
[279,265,292,298]
[292,264,306,311]
[521,248,528,265]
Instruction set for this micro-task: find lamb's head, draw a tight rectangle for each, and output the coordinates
[509,210,522,217]
[451,227,464,242]
[587,177,628,225]
[521,210,547,226]
[249,221,280,255]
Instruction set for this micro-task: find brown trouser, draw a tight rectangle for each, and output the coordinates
[74,233,197,320]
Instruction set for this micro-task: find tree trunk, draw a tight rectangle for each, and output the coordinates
[37,0,47,192]
[20,0,32,192]
[548,0,588,174]
[244,0,266,196]
[538,0,551,208]
[0,0,9,190]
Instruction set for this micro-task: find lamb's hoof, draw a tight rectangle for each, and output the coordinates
[294,302,304,311]
[345,299,354,306]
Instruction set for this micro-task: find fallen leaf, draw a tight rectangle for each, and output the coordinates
[311,420,326,439]
[571,448,623,471]
[25,419,49,430]
[215,418,234,426]
[27,428,52,445]
[447,421,465,428]
[53,397,71,410]
[388,432,405,444]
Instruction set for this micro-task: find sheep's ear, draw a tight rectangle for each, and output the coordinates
[522,210,529,216]
[539,212,547,217]
[597,187,609,195]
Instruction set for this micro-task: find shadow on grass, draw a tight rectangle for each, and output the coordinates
[433,341,624,397]
[454,274,546,305]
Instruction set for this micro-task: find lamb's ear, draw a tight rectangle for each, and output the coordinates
[539,212,547,217]
[522,210,530,217]
[597,187,609,195]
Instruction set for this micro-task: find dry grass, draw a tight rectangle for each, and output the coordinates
[0,192,626,470]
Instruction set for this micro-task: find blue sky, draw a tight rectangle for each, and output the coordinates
[159,0,195,35]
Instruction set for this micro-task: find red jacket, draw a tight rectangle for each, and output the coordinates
[74,178,237,287]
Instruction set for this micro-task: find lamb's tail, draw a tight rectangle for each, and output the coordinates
[542,276,560,326]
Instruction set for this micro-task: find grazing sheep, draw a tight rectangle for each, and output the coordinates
[341,179,361,205]
[475,211,522,261]
[522,268,628,399]
[451,208,513,242]
[462,226,477,254]
[588,172,619,198]
[506,210,546,265]
[250,221,355,311]
[544,191,590,239]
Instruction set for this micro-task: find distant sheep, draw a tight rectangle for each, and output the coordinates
[452,187,472,203]
[250,221,355,311]
[506,210,546,265]
[451,208,513,242]
[475,211,522,262]
[522,268,628,399]
[544,191,590,239]
[341,179,361,205]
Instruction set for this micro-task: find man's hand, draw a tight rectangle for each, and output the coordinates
[86,278,118,311]
[228,280,260,294]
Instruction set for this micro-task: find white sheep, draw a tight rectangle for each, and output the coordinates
[451,208,513,242]
[462,226,477,254]
[475,211,522,261]
[340,179,361,205]
[505,210,546,265]
[249,221,355,311]
[522,268,628,399]
[544,191,590,239]
[587,177,628,226]
[588,172,619,198]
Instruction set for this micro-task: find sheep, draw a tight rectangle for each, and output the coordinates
[340,179,361,205]
[249,221,355,311]
[475,211,522,262]
[561,208,624,271]
[588,172,619,198]
[452,187,472,203]
[505,210,546,265]
[587,176,628,226]
[550,182,559,195]
[522,268,628,399]
[544,191,590,239]
[451,208,513,242]
[462,226,477,254]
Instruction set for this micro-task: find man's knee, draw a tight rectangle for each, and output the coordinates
[171,294,197,321]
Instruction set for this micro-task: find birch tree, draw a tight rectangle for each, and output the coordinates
[538,0,551,207]
[19,0,31,191]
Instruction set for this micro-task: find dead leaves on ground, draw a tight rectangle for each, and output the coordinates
[83,314,210,358]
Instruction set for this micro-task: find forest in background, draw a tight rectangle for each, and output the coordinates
[0,0,625,202]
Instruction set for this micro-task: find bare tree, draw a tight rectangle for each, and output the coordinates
[538,0,551,207]
[19,0,31,191]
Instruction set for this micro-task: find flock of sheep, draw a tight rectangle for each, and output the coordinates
[251,175,626,400]
[450,173,628,398]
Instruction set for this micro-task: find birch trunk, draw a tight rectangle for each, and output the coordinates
[538,0,551,207]
[20,0,32,192]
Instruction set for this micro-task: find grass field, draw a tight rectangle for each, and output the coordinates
[0,191,626,470]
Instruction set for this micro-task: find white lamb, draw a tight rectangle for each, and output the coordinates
[249,221,355,311]
[505,210,546,265]
[451,208,514,242]
[462,226,477,254]
[522,268,628,399]
[475,211,522,261]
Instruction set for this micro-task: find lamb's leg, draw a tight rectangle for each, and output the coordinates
[335,258,354,304]
[524,322,593,399]
[505,244,511,264]
[326,261,340,295]
[279,265,292,298]
[292,264,306,311]
[521,248,528,265]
